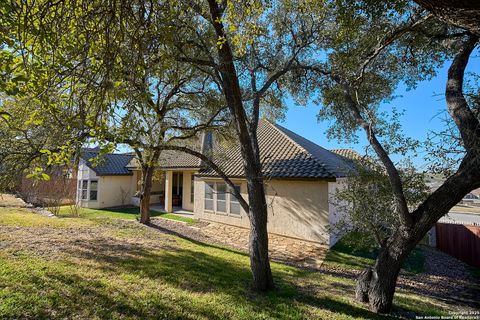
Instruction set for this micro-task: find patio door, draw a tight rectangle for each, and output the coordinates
[172,172,183,207]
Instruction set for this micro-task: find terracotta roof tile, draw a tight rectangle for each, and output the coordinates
[198,120,353,179]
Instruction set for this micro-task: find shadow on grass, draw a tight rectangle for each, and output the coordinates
[147,221,249,257]
[49,238,388,320]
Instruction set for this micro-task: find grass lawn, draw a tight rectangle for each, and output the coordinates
[58,206,197,224]
[450,204,480,215]
[0,208,454,319]
[325,232,425,275]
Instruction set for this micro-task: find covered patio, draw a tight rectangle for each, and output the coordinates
[150,203,194,218]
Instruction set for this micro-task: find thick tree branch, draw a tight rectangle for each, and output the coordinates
[412,152,480,234]
[413,0,480,37]
[338,79,413,230]
[446,34,480,151]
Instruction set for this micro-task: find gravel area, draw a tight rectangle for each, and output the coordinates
[400,246,480,310]
[320,246,480,312]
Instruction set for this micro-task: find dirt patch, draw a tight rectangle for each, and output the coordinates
[0,220,176,263]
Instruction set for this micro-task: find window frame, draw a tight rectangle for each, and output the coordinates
[204,182,214,211]
[77,179,98,202]
[229,184,241,215]
[89,180,98,202]
[215,183,227,214]
[81,180,88,200]
[204,181,242,217]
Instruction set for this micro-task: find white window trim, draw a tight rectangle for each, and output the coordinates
[204,181,242,217]
[77,179,99,202]
[89,180,98,202]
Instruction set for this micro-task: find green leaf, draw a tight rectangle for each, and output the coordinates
[0,111,10,120]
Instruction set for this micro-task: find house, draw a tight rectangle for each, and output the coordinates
[76,120,353,246]
[76,149,137,208]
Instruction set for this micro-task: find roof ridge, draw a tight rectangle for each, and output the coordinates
[265,121,337,177]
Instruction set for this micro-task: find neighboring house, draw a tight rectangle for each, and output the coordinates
[76,121,354,246]
[76,149,137,208]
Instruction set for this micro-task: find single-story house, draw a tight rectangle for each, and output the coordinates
[76,120,354,246]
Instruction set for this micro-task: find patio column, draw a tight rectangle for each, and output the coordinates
[164,170,173,212]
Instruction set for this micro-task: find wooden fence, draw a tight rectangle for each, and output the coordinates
[436,222,480,268]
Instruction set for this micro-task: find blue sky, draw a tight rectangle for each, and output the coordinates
[280,52,480,169]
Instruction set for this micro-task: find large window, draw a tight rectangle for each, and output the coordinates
[204,182,242,216]
[78,179,98,201]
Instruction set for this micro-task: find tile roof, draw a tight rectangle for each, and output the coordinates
[330,149,362,161]
[82,122,354,179]
[156,134,205,169]
[158,149,202,169]
[81,149,134,176]
[197,120,353,179]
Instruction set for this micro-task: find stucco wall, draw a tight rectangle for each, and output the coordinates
[182,171,196,211]
[193,177,331,243]
[328,178,348,247]
[77,160,136,209]
[98,175,135,208]
[265,179,330,243]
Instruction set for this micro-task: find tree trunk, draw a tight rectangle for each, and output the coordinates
[353,36,480,314]
[206,0,274,291]
[247,176,274,291]
[355,237,410,313]
[139,165,154,224]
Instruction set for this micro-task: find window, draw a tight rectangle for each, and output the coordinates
[216,183,227,213]
[229,185,241,215]
[204,182,242,216]
[77,179,98,201]
[81,180,88,200]
[190,175,195,203]
[204,183,214,211]
[89,180,98,201]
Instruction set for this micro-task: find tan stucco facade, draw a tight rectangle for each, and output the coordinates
[77,162,343,246]
[193,177,333,244]
[76,160,137,209]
